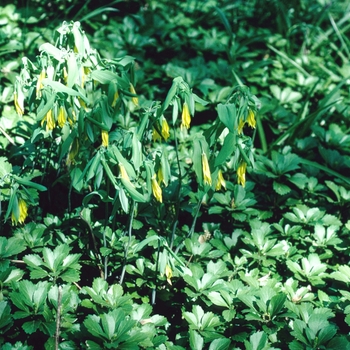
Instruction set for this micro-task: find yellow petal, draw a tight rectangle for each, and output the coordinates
[237,119,245,134]
[247,109,256,128]
[42,109,55,131]
[161,118,170,140]
[215,169,226,191]
[202,153,212,186]
[12,198,28,225]
[101,129,109,147]
[237,162,247,187]
[152,174,162,203]
[58,106,67,128]
[130,83,139,106]
[181,102,191,130]
[165,264,172,285]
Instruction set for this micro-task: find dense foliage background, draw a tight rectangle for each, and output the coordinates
[1,0,350,349]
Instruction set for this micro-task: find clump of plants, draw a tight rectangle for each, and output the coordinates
[1,1,350,349]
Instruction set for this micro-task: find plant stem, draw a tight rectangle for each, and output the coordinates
[170,124,182,250]
[55,285,62,350]
[174,195,203,255]
[119,200,135,285]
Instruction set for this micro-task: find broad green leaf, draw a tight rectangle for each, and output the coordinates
[208,291,229,308]
[189,330,204,350]
[84,315,106,340]
[208,338,231,350]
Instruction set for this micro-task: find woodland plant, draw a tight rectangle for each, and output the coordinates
[1,1,350,349]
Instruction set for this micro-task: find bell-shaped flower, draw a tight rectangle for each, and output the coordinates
[181,102,191,130]
[202,153,212,186]
[215,169,226,191]
[11,198,28,225]
[152,174,162,203]
[237,161,247,187]
[101,129,109,147]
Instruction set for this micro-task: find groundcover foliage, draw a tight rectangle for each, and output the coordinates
[1,0,350,349]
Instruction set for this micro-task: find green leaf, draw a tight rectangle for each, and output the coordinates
[189,330,204,350]
[207,291,229,308]
[273,181,291,195]
[84,315,106,340]
[245,331,268,350]
[217,103,236,133]
[208,338,231,350]
[0,301,12,330]
[269,293,286,318]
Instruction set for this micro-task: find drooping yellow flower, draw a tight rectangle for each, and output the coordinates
[247,109,256,129]
[152,127,162,142]
[63,66,68,84]
[237,118,245,134]
[67,110,76,126]
[237,161,247,187]
[202,153,212,186]
[165,264,173,285]
[101,129,109,147]
[41,109,55,131]
[14,91,24,116]
[152,174,162,203]
[36,68,46,98]
[111,90,119,107]
[161,118,170,140]
[181,102,191,130]
[66,137,79,166]
[119,163,131,182]
[11,198,28,225]
[215,169,226,191]
[130,83,139,106]
[57,105,67,128]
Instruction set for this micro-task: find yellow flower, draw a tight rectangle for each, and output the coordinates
[130,83,139,106]
[11,198,28,225]
[165,264,173,285]
[181,102,191,130]
[119,163,131,182]
[215,169,226,191]
[152,128,162,142]
[237,161,247,187]
[111,90,119,107]
[67,110,76,126]
[63,66,68,84]
[58,105,67,128]
[202,153,212,186]
[237,118,245,134]
[36,68,46,98]
[101,129,109,147]
[14,91,24,116]
[41,109,55,131]
[66,137,79,166]
[247,109,256,128]
[152,174,162,203]
[161,118,170,140]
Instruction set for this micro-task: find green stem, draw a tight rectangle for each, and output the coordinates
[119,200,135,285]
[152,239,161,305]
[174,195,203,255]
[170,124,182,250]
